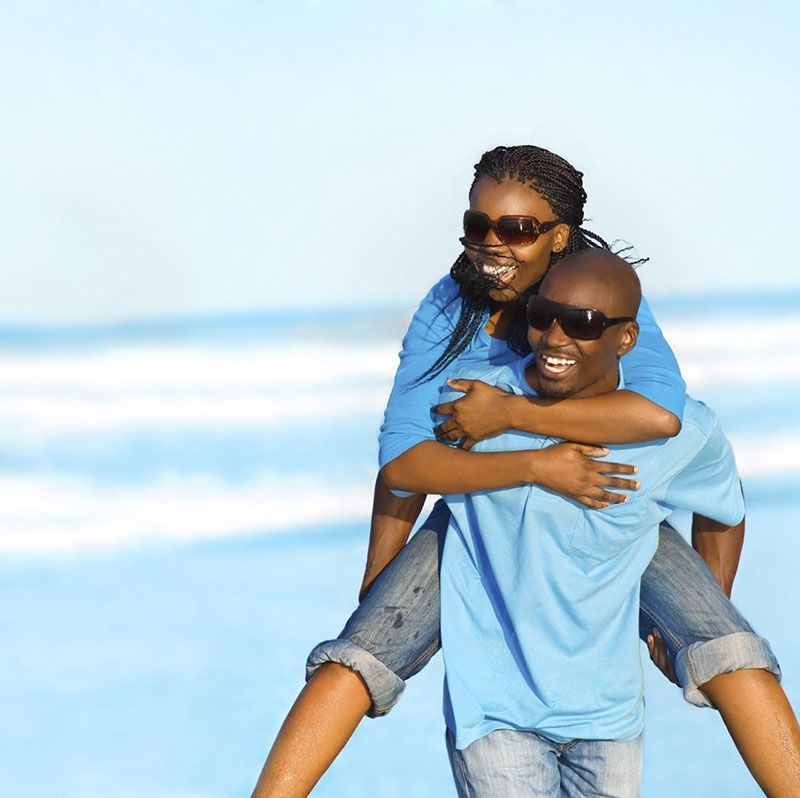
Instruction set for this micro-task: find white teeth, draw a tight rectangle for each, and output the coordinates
[480,263,515,279]
[543,356,576,366]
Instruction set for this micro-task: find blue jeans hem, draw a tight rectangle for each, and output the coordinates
[675,631,781,708]
[306,638,406,718]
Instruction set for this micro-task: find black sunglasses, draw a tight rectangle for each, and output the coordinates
[526,296,637,341]
[462,210,561,247]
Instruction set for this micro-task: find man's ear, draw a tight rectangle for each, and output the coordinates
[617,321,639,357]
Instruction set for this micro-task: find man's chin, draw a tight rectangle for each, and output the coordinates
[536,377,577,398]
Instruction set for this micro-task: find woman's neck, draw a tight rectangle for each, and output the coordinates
[485,301,516,340]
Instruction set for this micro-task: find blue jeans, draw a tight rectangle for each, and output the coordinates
[446,727,643,798]
[307,501,780,717]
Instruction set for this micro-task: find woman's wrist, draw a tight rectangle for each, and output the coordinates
[504,394,530,433]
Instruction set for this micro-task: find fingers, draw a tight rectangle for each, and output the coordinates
[647,629,678,684]
[602,476,640,491]
[577,496,611,510]
[574,444,610,458]
[461,438,477,451]
[436,424,463,443]
[445,379,473,393]
[589,489,628,505]
[434,401,454,416]
[597,461,638,475]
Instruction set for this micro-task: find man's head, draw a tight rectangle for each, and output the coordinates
[527,249,641,399]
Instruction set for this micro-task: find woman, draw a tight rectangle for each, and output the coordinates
[254,146,799,797]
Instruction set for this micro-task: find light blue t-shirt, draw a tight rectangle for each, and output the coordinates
[438,358,744,750]
[378,274,686,471]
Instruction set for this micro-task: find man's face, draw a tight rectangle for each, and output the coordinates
[527,274,638,400]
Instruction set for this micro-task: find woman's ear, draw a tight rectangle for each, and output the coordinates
[552,223,571,253]
[617,321,639,357]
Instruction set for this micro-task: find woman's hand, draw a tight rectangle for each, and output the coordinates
[529,442,640,509]
[435,379,517,449]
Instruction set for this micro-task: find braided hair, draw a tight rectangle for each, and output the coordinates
[419,145,643,382]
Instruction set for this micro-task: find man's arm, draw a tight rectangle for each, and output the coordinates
[692,510,745,598]
[359,477,426,601]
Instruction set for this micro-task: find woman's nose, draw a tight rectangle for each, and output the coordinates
[484,225,503,246]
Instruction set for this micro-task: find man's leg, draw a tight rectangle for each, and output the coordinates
[640,523,800,796]
[558,735,642,798]
[446,728,560,798]
[251,505,448,798]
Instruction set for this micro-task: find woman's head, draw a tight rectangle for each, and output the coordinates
[418,144,636,383]
[454,145,601,306]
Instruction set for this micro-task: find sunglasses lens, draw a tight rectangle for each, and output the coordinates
[527,300,607,340]
[560,315,604,340]
[463,212,490,243]
[527,312,554,331]
[497,217,537,246]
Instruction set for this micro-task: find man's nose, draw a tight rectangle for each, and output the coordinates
[541,319,572,347]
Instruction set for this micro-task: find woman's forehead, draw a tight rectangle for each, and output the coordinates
[469,177,554,217]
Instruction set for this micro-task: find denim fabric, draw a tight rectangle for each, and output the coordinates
[637,524,781,707]
[306,500,448,718]
[445,727,642,798]
[306,505,779,716]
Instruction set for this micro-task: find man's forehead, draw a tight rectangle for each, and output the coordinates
[540,272,617,312]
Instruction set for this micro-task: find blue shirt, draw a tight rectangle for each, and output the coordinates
[437,358,744,749]
[378,274,685,471]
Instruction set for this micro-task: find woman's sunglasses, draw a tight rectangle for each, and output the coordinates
[462,210,561,247]
[526,296,637,341]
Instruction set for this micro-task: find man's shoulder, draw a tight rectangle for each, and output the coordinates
[680,395,720,440]
[444,360,529,396]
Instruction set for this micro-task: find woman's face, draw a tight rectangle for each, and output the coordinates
[466,177,571,303]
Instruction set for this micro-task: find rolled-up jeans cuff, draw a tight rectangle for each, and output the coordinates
[675,631,782,708]
[306,639,406,719]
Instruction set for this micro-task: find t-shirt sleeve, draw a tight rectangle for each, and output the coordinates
[662,418,745,526]
[378,275,460,470]
[622,295,686,421]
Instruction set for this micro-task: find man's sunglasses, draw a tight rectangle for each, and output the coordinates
[526,296,637,341]
[462,210,561,247]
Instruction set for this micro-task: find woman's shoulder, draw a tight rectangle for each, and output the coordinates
[408,274,462,335]
[422,273,461,312]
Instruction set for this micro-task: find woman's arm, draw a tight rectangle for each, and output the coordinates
[359,477,426,601]
[435,295,685,446]
[382,439,638,507]
[437,382,680,446]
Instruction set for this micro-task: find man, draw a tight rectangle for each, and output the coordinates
[436,249,746,797]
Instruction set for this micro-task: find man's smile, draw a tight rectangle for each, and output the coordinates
[538,352,578,377]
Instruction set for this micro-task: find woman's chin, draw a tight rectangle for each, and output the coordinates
[488,280,527,303]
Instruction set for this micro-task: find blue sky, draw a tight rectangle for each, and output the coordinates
[2,0,798,323]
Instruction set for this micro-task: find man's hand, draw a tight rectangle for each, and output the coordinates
[646,629,679,684]
[435,379,517,449]
[529,442,640,509]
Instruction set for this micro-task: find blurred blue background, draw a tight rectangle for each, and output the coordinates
[2,2,799,796]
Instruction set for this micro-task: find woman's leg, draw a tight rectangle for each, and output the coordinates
[640,523,800,796]
[251,503,448,798]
